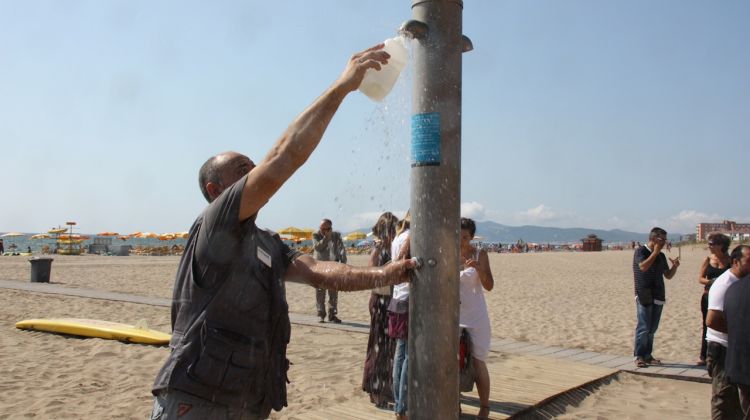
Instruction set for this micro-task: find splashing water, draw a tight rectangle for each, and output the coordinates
[338,38,415,222]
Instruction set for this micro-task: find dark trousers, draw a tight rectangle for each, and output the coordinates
[739,384,749,419]
[151,390,262,420]
[701,293,709,360]
[708,342,744,420]
[316,288,338,319]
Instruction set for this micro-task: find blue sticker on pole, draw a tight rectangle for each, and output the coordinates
[411,113,441,167]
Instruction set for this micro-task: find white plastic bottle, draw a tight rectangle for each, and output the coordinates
[358,36,408,102]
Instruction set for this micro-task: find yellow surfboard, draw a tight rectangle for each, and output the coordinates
[15,318,171,345]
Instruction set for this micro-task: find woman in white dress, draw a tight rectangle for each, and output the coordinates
[459,217,495,419]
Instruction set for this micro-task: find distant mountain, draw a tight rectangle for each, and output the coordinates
[475,221,682,244]
[350,221,682,245]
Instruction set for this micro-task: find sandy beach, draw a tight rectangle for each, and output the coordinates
[0,245,712,418]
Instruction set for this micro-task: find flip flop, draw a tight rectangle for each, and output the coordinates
[647,357,662,366]
[635,358,648,368]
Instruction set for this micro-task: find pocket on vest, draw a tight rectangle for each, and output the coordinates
[187,323,266,393]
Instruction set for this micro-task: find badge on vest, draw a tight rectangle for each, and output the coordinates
[257,246,272,268]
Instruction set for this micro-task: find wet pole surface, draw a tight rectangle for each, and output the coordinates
[408,0,465,418]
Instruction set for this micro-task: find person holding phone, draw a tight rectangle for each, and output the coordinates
[312,218,347,323]
[632,227,680,368]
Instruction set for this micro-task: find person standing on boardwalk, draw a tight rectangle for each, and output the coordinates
[458,217,495,419]
[632,227,680,368]
[150,43,417,420]
[312,218,347,323]
[697,233,732,366]
[706,245,750,419]
[362,211,399,408]
[389,212,411,420]
[723,256,750,418]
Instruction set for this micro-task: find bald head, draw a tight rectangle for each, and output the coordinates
[198,151,255,202]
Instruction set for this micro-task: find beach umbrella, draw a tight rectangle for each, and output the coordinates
[97,231,119,237]
[58,238,85,244]
[58,234,87,240]
[278,227,306,236]
[175,231,189,239]
[132,232,158,248]
[278,227,313,240]
[344,231,367,241]
[134,232,158,239]
[1,232,26,238]
[30,233,51,239]
[47,227,67,235]
[298,229,314,240]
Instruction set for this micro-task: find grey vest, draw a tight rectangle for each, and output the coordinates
[153,224,291,417]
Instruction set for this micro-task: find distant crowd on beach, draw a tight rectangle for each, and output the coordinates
[472,240,660,253]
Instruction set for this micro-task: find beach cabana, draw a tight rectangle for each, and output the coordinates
[581,234,603,252]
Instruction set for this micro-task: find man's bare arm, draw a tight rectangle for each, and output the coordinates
[238,45,389,221]
[284,254,414,291]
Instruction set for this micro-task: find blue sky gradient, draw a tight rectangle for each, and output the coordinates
[1,1,747,235]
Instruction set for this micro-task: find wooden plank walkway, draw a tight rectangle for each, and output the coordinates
[299,352,616,419]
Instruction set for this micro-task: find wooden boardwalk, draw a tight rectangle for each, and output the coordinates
[299,352,616,419]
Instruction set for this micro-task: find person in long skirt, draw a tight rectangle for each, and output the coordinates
[362,212,400,408]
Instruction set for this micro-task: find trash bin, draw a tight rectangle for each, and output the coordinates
[29,257,54,283]
[116,245,132,256]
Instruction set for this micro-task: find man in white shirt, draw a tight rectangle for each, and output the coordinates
[706,244,750,420]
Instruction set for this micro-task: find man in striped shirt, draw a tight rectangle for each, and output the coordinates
[632,227,680,368]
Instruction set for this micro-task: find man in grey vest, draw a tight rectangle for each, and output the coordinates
[313,218,346,323]
[151,43,414,420]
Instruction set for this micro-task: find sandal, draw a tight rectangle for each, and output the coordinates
[646,357,662,366]
[635,358,648,368]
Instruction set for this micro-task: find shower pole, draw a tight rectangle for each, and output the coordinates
[403,0,470,418]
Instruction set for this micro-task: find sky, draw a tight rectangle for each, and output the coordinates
[1,0,748,236]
